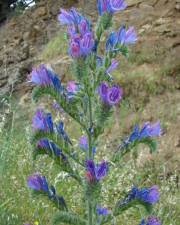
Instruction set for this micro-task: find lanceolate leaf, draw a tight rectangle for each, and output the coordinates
[112,138,157,162]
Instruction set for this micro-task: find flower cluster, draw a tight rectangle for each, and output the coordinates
[98,81,123,106]
[27,173,49,192]
[27,173,67,210]
[129,185,159,204]
[85,160,108,183]
[58,8,94,57]
[28,64,62,92]
[139,216,161,225]
[106,26,137,51]
[122,121,161,147]
[97,0,127,15]
[32,109,53,132]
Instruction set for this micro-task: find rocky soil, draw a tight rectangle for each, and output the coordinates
[0,0,179,170]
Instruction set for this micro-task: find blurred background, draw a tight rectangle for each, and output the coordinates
[0,0,179,224]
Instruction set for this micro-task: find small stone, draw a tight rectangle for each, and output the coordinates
[175,4,180,10]
[33,6,47,18]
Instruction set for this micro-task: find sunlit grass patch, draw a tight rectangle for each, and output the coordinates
[41,32,68,61]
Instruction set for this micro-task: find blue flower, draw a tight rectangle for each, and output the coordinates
[58,7,94,58]
[106,59,119,75]
[32,109,53,132]
[56,121,72,145]
[27,173,49,192]
[139,216,161,225]
[98,82,123,106]
[79,135,88,150]
[106,31,118,50]
[106,26,137,51]
[79,18,91,35]
[28,64,62,92]
[37,138,67,160]
[69,32,94,58]
[85,160,108,182]
[97,0,127,15]
[129,185,159,204]
[122,121,161,147]
[28,64,51,86]
[58,7,83,25]
[118,26,137,45]
[96,205,109,215]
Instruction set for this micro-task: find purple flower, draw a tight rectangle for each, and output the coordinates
[98,82,123,106]
[37,138,67,160]
[138,185,159,204]
[58,7,94,58]
[106,31,118,50]
[118,26,137,45]
[106,26,137,51]
[69,32,94,58]
[109,0,127,13]
[27,173,49,192]
[32,109,53,132]
[85,160,108,182]
[80,32,94,55]
[97,0,127,15]
[140,122,161,138]
[66,80,78,94]
[139,216,161,225]
[58,7,82,25]
[96,205,109,215]
[69,40,81,57]
[98,81,109,102]
[28,64,62,92]
[106,59,119,74]
[28,64,51,86]
[129,185,159,204]
[123,121,161,146]
[79,135,88,150]
[107,84,123,105]
[79,18,90,35]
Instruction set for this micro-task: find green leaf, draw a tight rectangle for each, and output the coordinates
[112,138,157,162]
[32,86,86,130]
[100,199,153,225]
[140,139,157,153]
[52,211,86,225]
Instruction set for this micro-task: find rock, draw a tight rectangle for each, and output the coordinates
[139,3,154,12]
[175,3,180,10]
[127,0,142,7]
[33,6,47,19]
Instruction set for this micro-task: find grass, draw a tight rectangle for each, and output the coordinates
[0,96,179,225]
[41,32,68,61]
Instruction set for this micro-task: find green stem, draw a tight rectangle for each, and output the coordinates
[88,95,93,159]
[87,94,94,225]
[87,200,93,225]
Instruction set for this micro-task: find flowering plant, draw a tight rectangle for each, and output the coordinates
[27,1,161,224]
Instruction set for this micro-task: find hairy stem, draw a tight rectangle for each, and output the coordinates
[87,94,94,225]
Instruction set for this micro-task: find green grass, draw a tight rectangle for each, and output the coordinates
[41,32,68,61]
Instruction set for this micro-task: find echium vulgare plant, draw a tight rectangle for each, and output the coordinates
[26,1,162,225]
